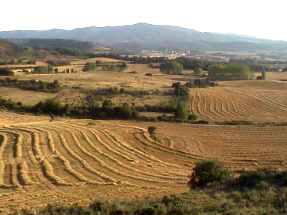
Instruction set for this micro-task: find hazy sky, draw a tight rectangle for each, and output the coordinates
[0,0,285,41]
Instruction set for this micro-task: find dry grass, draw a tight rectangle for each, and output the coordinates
[0,59,287,213]
[0,118,286,213]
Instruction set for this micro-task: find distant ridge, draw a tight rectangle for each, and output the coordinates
[1,23,287,52]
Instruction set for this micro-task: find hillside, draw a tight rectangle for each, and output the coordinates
[0,39,25,57]
[9,38,114,53]
[1,23,287,52]
[0,39,118,61]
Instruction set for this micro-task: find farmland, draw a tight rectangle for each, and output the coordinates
[0,57,287,213]
[189,79,287,122]
[0,116,287,213]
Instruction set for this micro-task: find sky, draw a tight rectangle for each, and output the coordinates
[0,0,286,41]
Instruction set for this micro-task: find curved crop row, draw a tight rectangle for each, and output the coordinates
[53,124,186,184]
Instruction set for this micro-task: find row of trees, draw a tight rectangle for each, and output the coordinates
[175,57,215,71]
[160,61,183,74]
[208,64,254,81]
[33,66,54,74]
[0,78,61,93]
[47,60,70,66]
[103,63,127,72]
[0,59,36,65]
[32,99,139,120]
[90,53,168,63]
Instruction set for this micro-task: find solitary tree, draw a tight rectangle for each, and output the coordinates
[262,67,266,80]
[148,126,157,139]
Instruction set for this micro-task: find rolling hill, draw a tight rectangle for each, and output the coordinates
[1,23,287,52]
[0,38,118,60]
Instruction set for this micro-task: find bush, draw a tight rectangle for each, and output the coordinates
[188,160,231,188]
[0,68,14,76]
[188,113,198,121]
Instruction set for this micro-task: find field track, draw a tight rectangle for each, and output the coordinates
[0,118,287,212]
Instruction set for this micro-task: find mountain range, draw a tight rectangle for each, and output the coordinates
[1,23,287,52]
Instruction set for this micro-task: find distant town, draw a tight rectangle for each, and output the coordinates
[141,49,228,61]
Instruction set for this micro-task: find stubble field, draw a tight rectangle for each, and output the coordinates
[0,117,287,213]
[0,59,287,213]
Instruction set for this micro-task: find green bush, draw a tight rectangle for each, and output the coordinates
[188,160,231,188]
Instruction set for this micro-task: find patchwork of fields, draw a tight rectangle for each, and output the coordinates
[1,59,287,213]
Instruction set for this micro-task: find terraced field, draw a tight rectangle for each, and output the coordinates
[0,117,287,213]
[189,80,287,122]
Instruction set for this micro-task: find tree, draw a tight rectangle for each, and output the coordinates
[33,99,64,115]
[194,67,203,76]
[119,103,133,119]
[148,126,157,139]
[48,66,53,73]
[172,82,189,101]
[33,66,49,74]
[102,99,113,108]
[160,61,183,75]
[188,160,231,189]
[175,102,189,121]
[208,64,254,81]
[83,62,97,71]
[262,67,266,80]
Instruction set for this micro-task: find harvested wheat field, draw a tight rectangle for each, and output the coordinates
[189,80,287,122]
[0,112,287,213]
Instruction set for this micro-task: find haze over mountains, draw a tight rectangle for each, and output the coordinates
[1,23,287,52]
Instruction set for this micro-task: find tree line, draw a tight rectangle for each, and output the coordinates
[0,78,61,93]
[208,64,255,81]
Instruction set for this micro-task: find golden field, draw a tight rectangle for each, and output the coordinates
[0,58,287,213]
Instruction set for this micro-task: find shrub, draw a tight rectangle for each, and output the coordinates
[0,68,14,76]
[188,160,231,188]
[237,172,262,189]
[188,113,198,121]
